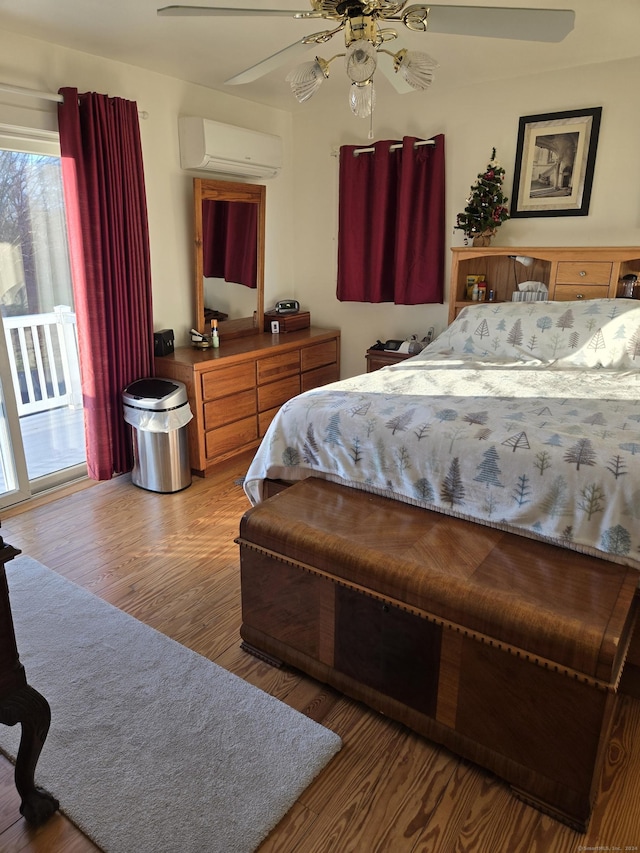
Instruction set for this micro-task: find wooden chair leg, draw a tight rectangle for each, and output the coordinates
[0,683,59,825]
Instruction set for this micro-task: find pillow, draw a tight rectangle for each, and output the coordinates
[429,298,640,368]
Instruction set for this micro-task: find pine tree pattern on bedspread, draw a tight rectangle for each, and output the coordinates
[245,299,640,571]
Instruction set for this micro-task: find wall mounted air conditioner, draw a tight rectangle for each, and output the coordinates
[178,116,283,179]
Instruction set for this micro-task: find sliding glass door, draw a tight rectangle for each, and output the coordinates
[0,128,86,507]
[0,329,29,508]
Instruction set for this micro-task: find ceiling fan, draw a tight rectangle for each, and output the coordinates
[157,4,575,118]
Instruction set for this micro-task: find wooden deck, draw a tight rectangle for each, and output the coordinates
[20,406,85,480]
[0,406,85,494]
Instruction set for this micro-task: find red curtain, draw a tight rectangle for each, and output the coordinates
[337,134,445,304]
[202,200,257,289]
[57,87,154,480]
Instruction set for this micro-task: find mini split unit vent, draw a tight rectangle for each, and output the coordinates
[178,116,283,179]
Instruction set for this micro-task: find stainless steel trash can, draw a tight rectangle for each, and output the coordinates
[122,378,192,493]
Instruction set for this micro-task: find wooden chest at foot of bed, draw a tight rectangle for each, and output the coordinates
[236,478,639,832]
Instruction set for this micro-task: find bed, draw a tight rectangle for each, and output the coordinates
[238,298,640,829]
[245,297,640,571]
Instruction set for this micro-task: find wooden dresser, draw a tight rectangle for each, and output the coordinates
[448,246,640,322]
[155,327,340,476]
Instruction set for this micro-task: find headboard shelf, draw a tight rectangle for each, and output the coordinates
[448,246,640,323]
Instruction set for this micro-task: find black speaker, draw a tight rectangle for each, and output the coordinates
[154,329,174,357]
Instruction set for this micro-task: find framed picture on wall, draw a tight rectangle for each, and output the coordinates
[510,107,602,218]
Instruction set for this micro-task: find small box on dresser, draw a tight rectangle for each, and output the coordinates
[264,310,311,333]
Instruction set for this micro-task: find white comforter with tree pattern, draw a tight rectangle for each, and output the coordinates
[245,299,640,571]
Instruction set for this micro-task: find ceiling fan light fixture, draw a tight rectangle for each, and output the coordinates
[345,39,377,83]
[393,48,438,90]
[285,57,330,102]
[349,80,375,118]
[163,4,577,117]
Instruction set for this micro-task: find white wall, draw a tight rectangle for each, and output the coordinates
[2,26,640,380]
[289,56,640,378]
[0,28,295,349]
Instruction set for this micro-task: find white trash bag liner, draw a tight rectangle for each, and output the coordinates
[123,405,193,433]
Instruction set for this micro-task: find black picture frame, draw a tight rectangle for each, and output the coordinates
[510,107,602,218]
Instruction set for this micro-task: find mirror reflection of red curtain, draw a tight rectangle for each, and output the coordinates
[202,200,257,289]
[337,134,445,304]
[57,87,154,480]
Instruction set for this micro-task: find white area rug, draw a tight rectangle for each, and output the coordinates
[0,556,341,853]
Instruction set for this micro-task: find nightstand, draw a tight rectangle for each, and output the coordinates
[366,348,413,372]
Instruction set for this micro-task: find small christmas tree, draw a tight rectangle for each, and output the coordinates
[455,149,510,245]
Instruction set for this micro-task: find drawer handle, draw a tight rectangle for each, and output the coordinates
[575,293,584,299]
[579,270,587,277]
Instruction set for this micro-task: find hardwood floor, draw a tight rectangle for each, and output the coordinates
[1,451,639,852]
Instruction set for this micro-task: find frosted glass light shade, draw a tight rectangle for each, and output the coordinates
[394,49,438,90]
[349,80,375,118]
[286,57,329,102]
[345,40,377,83]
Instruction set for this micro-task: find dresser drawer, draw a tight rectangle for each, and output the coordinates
[204,389,256,430]
[257,350,300,384]
[301,339,338,372]
[553,284,611,302]
[258,407,279,437]
[201,361,255,402]
[258,375,300,413]
[205,416,258,459]
[555,262,613,286]
[302,363,339,392]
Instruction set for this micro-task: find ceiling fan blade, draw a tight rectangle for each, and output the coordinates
[225,39,315,84]
[376,55,415,94]
[158,5,317,17]
[418,6,575,42]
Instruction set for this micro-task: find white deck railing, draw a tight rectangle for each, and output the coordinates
[3,305,82,417]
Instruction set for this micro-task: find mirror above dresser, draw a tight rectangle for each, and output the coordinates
[155,179,341,477]
[193,177,265,339]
